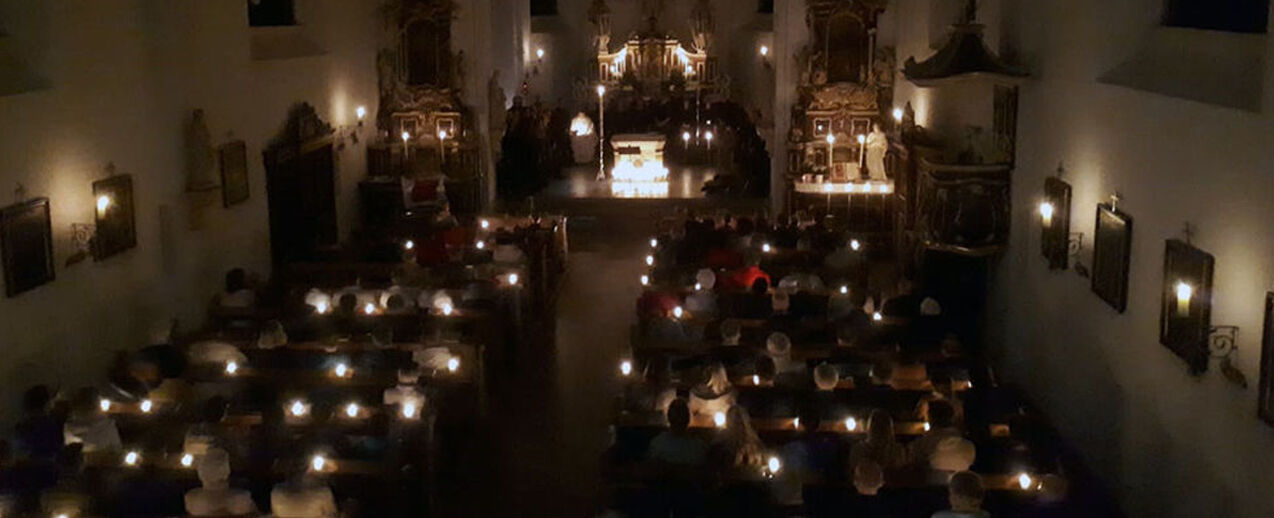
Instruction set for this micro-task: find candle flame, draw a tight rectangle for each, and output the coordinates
[140,399,153,413]
[845,416,858,431]
[1018,472,1034,490]
[225,360,239,375]
[181,453,194,468]
[713,412,726,428]
[344,402,360,418]
[447,357,460,372]
[620,360,633,376]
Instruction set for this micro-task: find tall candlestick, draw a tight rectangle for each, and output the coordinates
[597,85,606,181]
[437,130,447,172]
[857,134,867,174]
[826,134,836,172]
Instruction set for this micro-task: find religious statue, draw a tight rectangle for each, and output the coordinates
[589,0,611,52]
[865,122,888,180]
[691,0,714,53]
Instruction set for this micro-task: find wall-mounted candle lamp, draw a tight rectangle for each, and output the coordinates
[620,360,632,376]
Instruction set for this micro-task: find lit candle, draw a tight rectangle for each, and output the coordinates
[892,107,904,123]
[404,240,415,250]
[857,134,867,171]
[123,450,140,467]
[289,400,309,418]
[826,134,836,171]
[363,303,376,315]
[441,304,454,316]
[752,374,760,385]
[447,356,460,372]
[401,131,410,161]
[402,401,419,419]
[507,273,519,286]
[672,306,684,319]
[334,363,350,378]
[767,456,782,474]
[99,399,112,412]
[139,399,153,414]
[96,195,112,214]
[620,360,633,376]
[694,282,702,291]
[645,255,654,266]
[650,237,658,248]
[476,240,486,250]
[851,239,861,251]
[356,106,366,121]
[793,417,800,429]
[315,301,329,315]
[845,416,857,431]
[180,453,194,468]
[924,421,931,432]
[759,45,769,57]
[536,48,545,59]
[840,285,849,295]
[480,219,491,230]
[682,131,690,148]
[344,402,360,419]
[872,311,883,322]
[705,131,713,150]
[713,412,726,428]
[225,360,239,375]
[1017,472,1034,490]
[640,275,650,286]
[1039,202,1055,227]
[438,130,448,168]
[762,243,772,253]
[311,455,326,472]
[1176,281,1193,316]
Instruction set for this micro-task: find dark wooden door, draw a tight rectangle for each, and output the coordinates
[265,141,337,267]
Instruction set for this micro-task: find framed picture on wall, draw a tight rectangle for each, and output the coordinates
[92,174,137,261]
[1091,203,1133,313]
[1158,239,1214,374]
[1260,293,1274,425]
[0,197,55,297]
[219,140,249,207]
[1041,177,1072,270]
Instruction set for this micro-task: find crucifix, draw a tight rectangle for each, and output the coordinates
[1182,222,1196,245]
[1109,192,1122,212]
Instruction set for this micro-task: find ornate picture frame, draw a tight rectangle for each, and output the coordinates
[1259,293,1274,425]
[1158,239,1214,374]
[1041,177,1072,270]
[0,197,55,297]
[219,140,250,207]
[92,174,137,261]
[1091,203,1132,313]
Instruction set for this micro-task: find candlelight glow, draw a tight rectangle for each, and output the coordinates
[705,131,714,142]
[447,357,460,372]
[480,219,490,230]
[1175,281,1193,316]
[856,134,866,145]
[289,400,308,418]
[334,363,350,378]
[826,134,835,144]
[892,107,904,122]
[507,273,519,286]
[356,106,366,120]
[793,417,800,429]
[1018,472,1034,490]
[401,131,410,142]
[99,399,111,412]
[344,402,360,418]
[181,453,194,468]
[402,401,419,419]
[759,45,769,57]
[438,130,447,140]
[767,456,782,474]
[225,360,239,375]
[536,48,545,59]
[753,374,760,385]
[640,274,649,286]
[96,195,111,213]
[363,303,376,315]
[315,301,329,314]
[404,240,414,250]
[620,360,633,376]
[476,240,486,250]
[123,451,140,467]
[762,243,772,253]
[441,304,454,316]
[840,285,849,294]
[713,412,726,428]
[682,132,690,142]
[311,455,326,472]
[597,85,606,97]
[139,399,153,413]
[851,240,861,251]
[672,306,684,319]
[645,255,654,266]
[650,237,658,248]
[924,422,931,432]
[694,282,702,291]
[872,312,883,322]
[1039,202,1055,227]
[845,416,858,431]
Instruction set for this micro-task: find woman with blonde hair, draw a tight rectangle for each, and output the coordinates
[689,362,736,417]
[709,405,765,474]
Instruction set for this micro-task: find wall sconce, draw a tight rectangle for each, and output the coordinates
[1041,176,1073,270]
[1159,238,1215,374]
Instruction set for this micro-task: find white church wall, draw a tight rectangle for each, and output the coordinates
[0,0,378,422]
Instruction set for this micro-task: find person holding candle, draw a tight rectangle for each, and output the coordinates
[184,448,256,517]
[689,363,736,418]
[708,405,765,476]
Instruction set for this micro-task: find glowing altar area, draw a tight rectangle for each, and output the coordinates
[609,133,669,198]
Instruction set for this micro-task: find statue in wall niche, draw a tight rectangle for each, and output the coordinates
[872,46,896,87]
[690,0,713,53]
[865,122,888,180]
[184,109,220,231]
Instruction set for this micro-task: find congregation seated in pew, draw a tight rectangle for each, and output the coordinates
[185,448,256,517]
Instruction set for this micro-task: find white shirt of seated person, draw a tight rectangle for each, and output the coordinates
[272,474,337,518]
[186,449,256,517]
[63,413,122,453]
[384,370,425,406]
[187,340,248,367]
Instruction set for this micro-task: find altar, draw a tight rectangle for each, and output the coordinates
[609,133,669,198]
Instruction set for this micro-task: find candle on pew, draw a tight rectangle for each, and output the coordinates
[793,417,800,430]
[333,362,351,379]
[344,402,361,419]
[766,456,782,476]
[640,275,649,286]
[752,374,760,386]
[225,360,239,375]
[363,303,376,316]
[288,399,310,418]
[506,273,519,286]
[315,301,329,314]
[713,412,726,428]
[650,237,658,248]
[123,450,140,467]
[476,240,486,250]
[672,306,684,319]
[620,360,633,376]
[480,219,491,230]
[872,311,883,322]
[762,243,772,253]
[447,356,460,373]
[180,453,195,468]
[99,399,112,412]
[844,416,858,431]
[645,255,654,266]
[1017,472,1035,490]
[311,455,327,472]
[139,399,153,414]
[401,400,420,419]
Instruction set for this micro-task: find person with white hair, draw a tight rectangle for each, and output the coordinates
[185,448,256,517]
[685,269,719,315]
[929,437,977,475]
[812,363,840,391]
[258,320,288,349]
